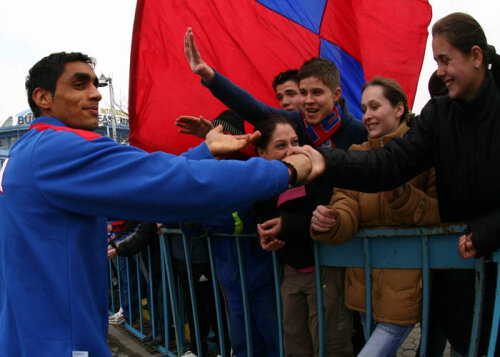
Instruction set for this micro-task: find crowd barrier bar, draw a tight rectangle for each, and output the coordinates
[108,224,499,357]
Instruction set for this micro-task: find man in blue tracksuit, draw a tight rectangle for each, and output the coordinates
[0,52,321,357]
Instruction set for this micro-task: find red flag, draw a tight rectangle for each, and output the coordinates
[129,0,431,154]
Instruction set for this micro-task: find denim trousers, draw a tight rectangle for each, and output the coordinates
[358,313,413,357]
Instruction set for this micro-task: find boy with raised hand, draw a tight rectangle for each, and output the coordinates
[183,27,367,151]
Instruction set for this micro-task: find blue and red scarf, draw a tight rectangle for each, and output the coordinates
[303,103,342,148]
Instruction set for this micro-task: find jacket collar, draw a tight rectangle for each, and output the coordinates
[367,122,409,149]
[30,116,68,129]
[452,71,500,121]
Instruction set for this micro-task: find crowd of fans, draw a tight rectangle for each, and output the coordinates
[106,12,500,357]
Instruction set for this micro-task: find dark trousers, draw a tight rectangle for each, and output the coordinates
[176,260,229,355]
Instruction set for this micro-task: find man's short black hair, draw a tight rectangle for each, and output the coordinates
[272,69,299,92]
[25,52,96,117]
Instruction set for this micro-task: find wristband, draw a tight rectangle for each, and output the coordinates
[282,161,298,187]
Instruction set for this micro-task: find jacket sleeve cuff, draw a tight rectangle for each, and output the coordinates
[181,142,213,160]
[388,184,411,210]
[469,208,500,257]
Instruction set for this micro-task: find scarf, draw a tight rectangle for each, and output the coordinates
[303,102,342,148]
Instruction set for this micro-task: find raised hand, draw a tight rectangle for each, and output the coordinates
[175,115,214,139]
[311,205,338,232]
[184,27,215,82]
[205,125,261,156]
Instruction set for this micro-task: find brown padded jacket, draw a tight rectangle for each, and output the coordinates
[311,122,441,325]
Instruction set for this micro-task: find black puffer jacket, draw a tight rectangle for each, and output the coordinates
[115,222,161,277]
[321,72,500,354]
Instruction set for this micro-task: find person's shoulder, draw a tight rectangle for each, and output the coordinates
[31,122,102,141]
[348,140,370,152]
[418,96,452,125]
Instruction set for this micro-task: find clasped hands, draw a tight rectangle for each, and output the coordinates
[258,217,285,251]
[175,115,325,183]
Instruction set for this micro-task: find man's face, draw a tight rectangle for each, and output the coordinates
[299,76,340,125]
[275,80,301,112]
[44,61,102,130]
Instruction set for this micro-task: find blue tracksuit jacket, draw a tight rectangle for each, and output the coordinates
[0,116,288,357]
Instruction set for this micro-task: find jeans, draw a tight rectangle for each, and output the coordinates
[358,313,413,357]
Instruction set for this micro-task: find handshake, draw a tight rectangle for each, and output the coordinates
[176,115,326,185]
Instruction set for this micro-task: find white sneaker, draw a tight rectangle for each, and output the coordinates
[180,351,197,357]
[109,307,125,325]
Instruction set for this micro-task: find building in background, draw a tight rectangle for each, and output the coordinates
[0,108,129,166]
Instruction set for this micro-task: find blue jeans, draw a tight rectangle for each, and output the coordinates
[358,313,413,357]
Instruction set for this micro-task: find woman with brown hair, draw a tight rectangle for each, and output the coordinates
[311,77,440,357]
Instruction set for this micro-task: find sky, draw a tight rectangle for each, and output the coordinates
[1,0,499,122]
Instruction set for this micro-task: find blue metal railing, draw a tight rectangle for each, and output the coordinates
[108,224,499,357]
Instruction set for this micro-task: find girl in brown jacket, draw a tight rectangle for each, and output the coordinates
[311,78,441,357]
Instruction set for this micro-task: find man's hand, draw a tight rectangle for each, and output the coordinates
[205,125,261,156]
[184,27,215,83]
[175,115,214,139]
[284,145,325,184]
[107,245,117,259]
[311,205,338,232]
[458,233,477,259]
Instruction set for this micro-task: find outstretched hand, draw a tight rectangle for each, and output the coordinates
[284,145,325,184]
[205,125,261,157]
[184,27,215,83]
[175,115,214,139]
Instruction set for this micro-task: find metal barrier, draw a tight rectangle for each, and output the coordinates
[108,224,499,357]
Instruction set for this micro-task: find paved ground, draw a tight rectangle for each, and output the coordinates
[397,323,451,357]
[108,322,452,357]
[107,324,156,357]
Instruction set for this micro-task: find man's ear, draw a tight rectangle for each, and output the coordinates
[32,88,52,113]
[333,87,342,102]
